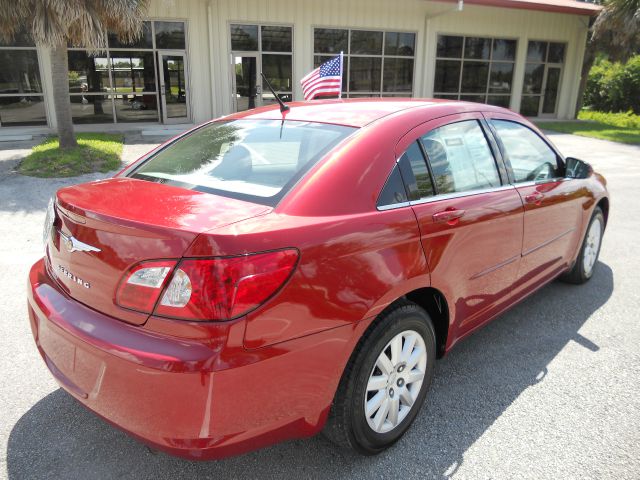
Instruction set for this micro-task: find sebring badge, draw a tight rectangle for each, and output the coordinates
[59,230,101,254]
[58,265,91,289]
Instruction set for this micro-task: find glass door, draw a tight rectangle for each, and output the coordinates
[158,51,190,124]
[233,55,260,112]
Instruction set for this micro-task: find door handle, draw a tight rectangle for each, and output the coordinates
[525,191,545,206]
[432,208,465,225]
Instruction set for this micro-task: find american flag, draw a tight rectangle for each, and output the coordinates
[300,54,343,100]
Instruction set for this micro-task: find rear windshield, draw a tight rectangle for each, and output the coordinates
[130,119,356,206]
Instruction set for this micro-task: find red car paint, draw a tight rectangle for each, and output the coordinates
[27,99,609,460]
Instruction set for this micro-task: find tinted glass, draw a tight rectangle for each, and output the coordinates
[464,37,491,60]
[461,62,489,92]
[491,120,558,182]
[109,51,156,93]
[523,63,544,94]
[314,28,348,53]
[383,58,413,92]
[527,41,547,62]
[0,50,42,93]
[488,62,514,93]
[108,22,152,48]
[542,67,561,114]
[261,54,292,91]
[155,21,185,49]
[350,30,383,55]
[404,142,434,198]
[378,165,409,207]
[261,26,292,52]
[520,95,540,116]
[0,30,34,47]
[231,24,259,51]
[547,43,565,63]
[132,120,355,205]
[349,57,381,92]
[422,120,500,194]
[70,95,114,124]
[434,60,461,93]
[0,96,46,126]
[385,32,415,56]
[68,51,110,93]
[113,93,158,122]
[437,35,463,58]
[486,95,510,108]
[492,39,516,61]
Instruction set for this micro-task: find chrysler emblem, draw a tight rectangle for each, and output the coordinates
[59,231,101,254]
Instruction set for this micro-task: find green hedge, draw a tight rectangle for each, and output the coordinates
[584,55,640,114]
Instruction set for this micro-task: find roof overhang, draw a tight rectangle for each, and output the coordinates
[437,0,602,16]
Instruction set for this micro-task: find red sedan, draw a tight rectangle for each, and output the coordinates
[28,99,609,459]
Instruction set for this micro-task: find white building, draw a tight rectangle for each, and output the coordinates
[0,0,600,133]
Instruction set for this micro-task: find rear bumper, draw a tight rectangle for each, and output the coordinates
[28,258,357,460]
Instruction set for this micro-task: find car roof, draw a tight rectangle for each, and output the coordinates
[222,98,515,128]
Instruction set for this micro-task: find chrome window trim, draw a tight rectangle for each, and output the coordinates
[409,185,515,206]
[376,185,515,211]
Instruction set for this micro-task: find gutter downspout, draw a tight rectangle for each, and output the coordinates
[422,1,464,96]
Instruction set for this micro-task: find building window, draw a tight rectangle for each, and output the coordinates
[433,35,516,108]
[230,24,293,108]
[0,33,46,127]
[521,41,565,117]
[313,28,416,98]
[68,20,187,124]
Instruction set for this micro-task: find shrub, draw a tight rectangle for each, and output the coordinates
[584,55,640,114]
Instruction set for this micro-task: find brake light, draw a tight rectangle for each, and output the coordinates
[154,249,298,321]
[116,260,177,313]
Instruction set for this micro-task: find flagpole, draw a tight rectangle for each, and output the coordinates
[339,51,343,99]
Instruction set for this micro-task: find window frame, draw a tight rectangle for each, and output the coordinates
[0,39,48,127]
[484,116,566,185]
[228,21,295,104]
[312,25,418,98]
[433,33,518,108]
[378,115,510,211]
[520,40,567,118]
[66,18,190,125]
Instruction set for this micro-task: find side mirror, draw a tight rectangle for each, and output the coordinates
[565,157,593,179]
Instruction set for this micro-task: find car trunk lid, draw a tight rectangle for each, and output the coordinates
[46,177,270,325]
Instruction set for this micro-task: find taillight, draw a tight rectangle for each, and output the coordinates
[154,249,298,320]
[116,260,177,313]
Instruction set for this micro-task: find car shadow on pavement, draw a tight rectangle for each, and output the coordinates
[6,263,613,480]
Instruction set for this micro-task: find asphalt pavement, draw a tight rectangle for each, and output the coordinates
[0,132,638,479]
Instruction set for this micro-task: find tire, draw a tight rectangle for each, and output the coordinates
[560,206,605,284]
[323,301,436,455]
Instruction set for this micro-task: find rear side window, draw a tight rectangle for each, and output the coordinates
[377,166,408,208]
[490,119,559,182]
[421,120,501,194]
[404,142,435,199]
[131,119,355,206]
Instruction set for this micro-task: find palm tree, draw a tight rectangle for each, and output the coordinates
[576,0,640,115]
[0,1,149,148]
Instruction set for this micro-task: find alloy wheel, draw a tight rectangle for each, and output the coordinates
[364,330,427,434]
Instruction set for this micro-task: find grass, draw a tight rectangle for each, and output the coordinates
[536,110,640,145]
[18,133,124,178]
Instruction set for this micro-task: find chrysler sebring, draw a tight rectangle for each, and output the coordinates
[28,99,609,459]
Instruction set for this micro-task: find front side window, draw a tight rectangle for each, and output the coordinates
[313,28,416,97]
[421,120,501,194]
[434,35,516,108]
[491,120,559,182]
[131,120,355,205]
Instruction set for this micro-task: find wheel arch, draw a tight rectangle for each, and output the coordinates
[596,196,609,227]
